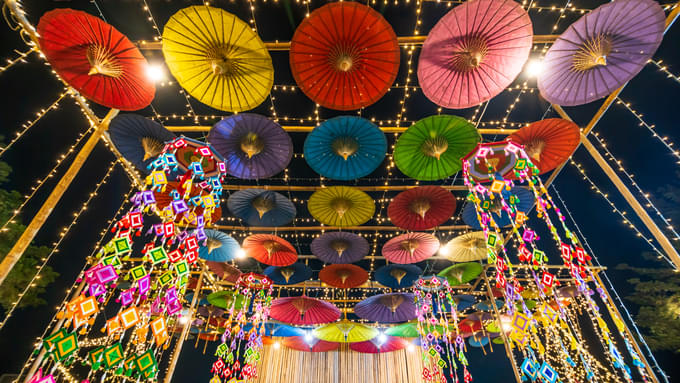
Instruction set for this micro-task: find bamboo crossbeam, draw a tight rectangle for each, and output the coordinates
[212,224,469,231]
[217,185,469,191]
[165,126,518,135]
[137,35,558,51]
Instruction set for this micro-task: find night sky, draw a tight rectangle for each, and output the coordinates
[1,0,679,382]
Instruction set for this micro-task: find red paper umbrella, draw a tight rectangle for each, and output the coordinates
[37,9,155,111]
[350,336,408,353]
[289,2,400,110]
[418,0,532,109]
[388,186,456,231]
[154,182,222,224]
[283,336,340,352]
[319,264,369,289]
[382,233,440,264]
[205,261,241,283]
[508,119,580,175]
[458,318,483,333]
[269,296,341,325]
[242,234,297,266]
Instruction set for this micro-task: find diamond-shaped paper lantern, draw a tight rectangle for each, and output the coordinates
[135,349,158,373]
[123,354,137,377]
[43,329,66,354]
[78,296,99,318]
[541,272,555,287]
[509,329,529,347]
[54,332,78,361]
[27,369,56,383]
[138,275,151,296]
[174,260,189,278]
[95,265,118,284]
[118,290,133,306]
[186,236,199,250]
[150,317,167,338]
[514,158,527,171]
[113,237,131,255]
[541,304,559,324]
[158,271,174,287]
[168,250,183,263]
[120,307,140,329]
[88,346,105,370]
[521,358,539,380]
[171,199,189,215]
[148,247,168,265]
[511,312,530,332]
[103,343,124,369]
[539,362,558,383]
[102,254,122,269]
[202,194,216,208]
[129,265,148,281]
[186,250,198,264]
[489,180,505,193]
[106,316,121,336]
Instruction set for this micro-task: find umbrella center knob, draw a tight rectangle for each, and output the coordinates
[336,269,352,284]
[409,197,432,219]
[389,268,408,284]
[451,37,488,72]
[330,198,353,218]
[240,132,265,158]
[291,297,313,316]
[280,267,295,283]
[331,136,359,161]
[206,237,223,253]
[141,137,164,161]
[330,239,349,257]
[86,45,123,78]
[400,239,420,255]
[572,34,613,72]
[251,195,276,219]
[524,138,546,162]
[262,240,281,257]
[421,136,449,160]
[379,295,405,313]
[335,54,354,72]
[208,48,239,76]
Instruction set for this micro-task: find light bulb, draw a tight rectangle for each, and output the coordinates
[145,63,166,82]
[525,59,545,77]
[273,341,280,349]
[377,332,387,345]
[236,248,246,259]
[304,332,314,345]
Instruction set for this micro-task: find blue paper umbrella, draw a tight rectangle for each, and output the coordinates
[227,189,296,227]
[198,229,241,262]
[374,264,422,289]
[474,299,504,312]
[468,335,490,348]
[243,322,309,337]
[264,263,313,285]
[109,114,176,173]
[208,113,293,179]
[304,116,387,180]
[462,187,534,230]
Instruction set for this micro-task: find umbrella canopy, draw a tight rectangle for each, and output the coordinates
[538,0,664,106]
[555,285,581,299]
[174,136,224,178]
[109,115,176,172]
[452,294,477,312]
[283,336,340,352]
[350,335,408,353]
[198,230,240,262]
[394,115,480,181]
[37,9,155,111]
[244,323,311,337]
[205,261,241,283]
[462,187,534,229]
[382,233,440,264]
[468,336,490,348]
[162,5,273,112]
[438,262,483,286]
[227,189,296,227]
[154,181,223,224]
[206,291,246,310]
[308,186,375,227]
[441,231,492,262]
[289,2,399,110]
[313,320,378,343]
[197,306,225,318]
[269,296,341,325]
[508,119,581,175]
[304,116,387,180]
[242,234,297,266]
[264,263,313,285]
[319,264,369,289]
[474,299,504,312]
[209,114,292,179]
[374,264,422,289]
[385,322,420,338]
[354,293,417,323]
[462,141,520,182]
[310,232,369,264]
[388,186,456,230]
[417,0,532,109]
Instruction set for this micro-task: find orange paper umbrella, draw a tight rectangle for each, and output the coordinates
[289,2,400,110]
[37,9,155,111]
[508,119,580,175]
[283,336,340,352]
[319,264,369,289]
[242,234,297,266]
[388,186,456,231]
[153,182,222,224]
[382,233,440,264]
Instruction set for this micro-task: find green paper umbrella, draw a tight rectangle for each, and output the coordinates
[385,321,449,338]
[207,291,246,310]
[438,262,483,286]
[492,337,505,344]
[394,115,480,181]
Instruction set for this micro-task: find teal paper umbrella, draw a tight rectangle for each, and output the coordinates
[304,116,387,180]
[109,114,176,173]
[227,189,296,227]
[198,229,241,262]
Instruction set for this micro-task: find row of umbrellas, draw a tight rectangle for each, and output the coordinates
[35,0,665,113]
[110,113,581,182]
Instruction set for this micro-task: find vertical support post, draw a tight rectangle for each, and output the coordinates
[0,108,119,286]
[163,264,205,383]
[481,266,523,383]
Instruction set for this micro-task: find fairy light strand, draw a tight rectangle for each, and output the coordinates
[649,59,680,85]
[0,46,35,74]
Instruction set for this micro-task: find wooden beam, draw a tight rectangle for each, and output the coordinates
[165,125,517,135]
[218,185,468,192]
[212,224,469,231]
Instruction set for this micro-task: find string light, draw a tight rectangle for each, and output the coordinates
[0,47,35,74]
[649,59,680,85]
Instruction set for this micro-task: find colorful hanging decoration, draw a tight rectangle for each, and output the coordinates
[310,232,369,264]
[37,8,155,111]
[461,140,521,182]
[508,119,580,175]
[308,186,375,227]
[263,263,313,285]
[374,264,422,289]
[461,186,534,230]
[354,293,417,323]
[269,296,341,325]
[162,5,273,112]
[154,181,223,224]
[418,0,532,109]
[388,186,456,231]
[227,189,296,227]
[289,2,399,110]
[242,234,297,267]
[318,264,369,289]
[393,115,480,181]
[173,136,225,178]
[304,116,387,180]
[208,114,293,180]
[382,233,440,264]
[109,115,176,173]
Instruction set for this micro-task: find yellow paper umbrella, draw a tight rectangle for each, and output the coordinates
[313,320,378,343]
[308,186,375,227]
[162,6,274,112]
[440,231,498,262]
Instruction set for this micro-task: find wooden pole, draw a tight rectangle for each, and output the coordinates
[0,109,119,286]
[163,264,206,383]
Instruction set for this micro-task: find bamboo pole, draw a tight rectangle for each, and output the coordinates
[0,108,119,286]
[163,264,206,383]
[165,126,518,135]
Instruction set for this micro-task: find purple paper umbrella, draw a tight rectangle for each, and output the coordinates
[197,306,225,318]
[310,232,369,264]
[538,0,665,106]
[208,113,293,179]
[354,293,417,323]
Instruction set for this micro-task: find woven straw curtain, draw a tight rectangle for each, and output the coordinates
[253,342,427,383]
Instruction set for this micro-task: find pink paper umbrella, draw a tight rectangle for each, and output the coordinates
[418,0,533,109]
[350,335,409,353]
[283,336,340,352]
[269,296,341,325]
[382,233,440,264]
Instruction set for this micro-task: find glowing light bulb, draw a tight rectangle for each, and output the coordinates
[525,59,544,77]
[236,248,246,259]
[304,332,314,345]
[438,243,451,256]
[273,341,280,349]
[377,332,387,345]
[145,64,166,82]
[407,344,415,352]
